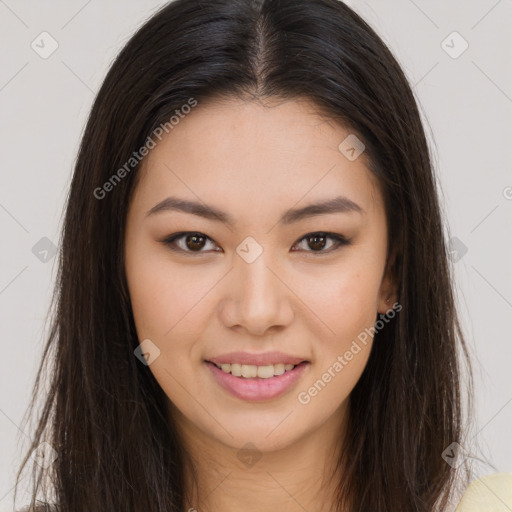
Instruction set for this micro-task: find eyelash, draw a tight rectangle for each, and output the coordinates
[162,231,351,255]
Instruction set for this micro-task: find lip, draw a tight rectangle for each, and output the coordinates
[205,360,310,402]
[207,351,308,366]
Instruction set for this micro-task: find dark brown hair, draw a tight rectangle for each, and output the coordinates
[14,0,473,510]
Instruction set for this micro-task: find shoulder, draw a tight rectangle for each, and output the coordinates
[456,473,512,511]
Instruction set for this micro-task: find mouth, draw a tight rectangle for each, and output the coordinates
[204,360,310,402]
[208,361,305,379]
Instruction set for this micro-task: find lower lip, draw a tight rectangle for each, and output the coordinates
[205,361,309,402]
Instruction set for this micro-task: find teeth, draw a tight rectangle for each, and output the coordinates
[215,362,298,378]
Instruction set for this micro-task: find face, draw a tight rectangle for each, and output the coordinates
[124,96,394,454]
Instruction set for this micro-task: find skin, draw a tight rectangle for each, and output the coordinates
[124,96,396,512]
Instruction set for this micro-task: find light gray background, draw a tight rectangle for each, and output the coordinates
[1,0,511,509]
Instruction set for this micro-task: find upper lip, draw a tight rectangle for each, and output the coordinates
[207,351,308,366]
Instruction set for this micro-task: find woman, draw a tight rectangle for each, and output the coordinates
[14,0,496,510]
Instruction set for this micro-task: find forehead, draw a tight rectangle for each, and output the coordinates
[133,96,384,220]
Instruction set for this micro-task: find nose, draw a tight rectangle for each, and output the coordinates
[218,249,294,336]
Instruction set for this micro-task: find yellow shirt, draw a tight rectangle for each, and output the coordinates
[456,473,512,511]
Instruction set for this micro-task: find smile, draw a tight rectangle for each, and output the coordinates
[212,362,297,379]
[205,361,309,401]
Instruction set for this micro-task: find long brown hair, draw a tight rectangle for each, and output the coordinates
[14,0,473,510]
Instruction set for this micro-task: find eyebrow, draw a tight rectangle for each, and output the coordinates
[145,195,364,225]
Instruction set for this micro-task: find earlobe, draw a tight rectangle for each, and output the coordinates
[377,250,399,314]
[377,293,394,314]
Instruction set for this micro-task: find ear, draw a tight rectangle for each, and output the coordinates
[377,249,398,314]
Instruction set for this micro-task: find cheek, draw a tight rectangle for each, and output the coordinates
[295,268,378,410]
[291,260,382,409]
[297,261,382,344]
[125,246,210,342]
[125,252,210,396]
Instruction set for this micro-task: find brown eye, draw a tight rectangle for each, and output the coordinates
[185,234,206,251]
[163,232,221,253]
[163,231,349,255]
[306,234,328,251]
[292,232,350,254]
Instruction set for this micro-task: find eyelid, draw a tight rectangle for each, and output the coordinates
[162,231,222,255]
[162,231,351,254]
[291,232,350,254]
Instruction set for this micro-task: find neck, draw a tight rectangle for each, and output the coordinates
[170,400,350,512]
